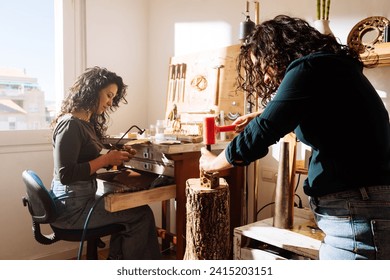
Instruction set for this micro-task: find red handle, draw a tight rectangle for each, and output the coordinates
[216,124,236,133]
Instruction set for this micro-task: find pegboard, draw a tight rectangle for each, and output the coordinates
[164,44,245,139]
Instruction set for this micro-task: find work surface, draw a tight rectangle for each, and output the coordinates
[98,140,245,259]
[97,179,176,212]
[105,137,230,153]
[234,216,324,260]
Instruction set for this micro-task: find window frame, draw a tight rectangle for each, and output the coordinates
[0,0,86,151]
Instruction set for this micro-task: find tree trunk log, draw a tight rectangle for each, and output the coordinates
[183,178,230,260]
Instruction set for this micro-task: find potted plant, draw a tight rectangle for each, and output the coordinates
[315,0,333,35]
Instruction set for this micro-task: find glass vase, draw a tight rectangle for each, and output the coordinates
[314,19,333,36]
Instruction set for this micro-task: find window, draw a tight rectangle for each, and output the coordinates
[174,21,232,56]
[0,0,55,131]
[0,0,86,150]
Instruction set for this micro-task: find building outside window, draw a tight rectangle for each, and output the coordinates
[0,0,55,131]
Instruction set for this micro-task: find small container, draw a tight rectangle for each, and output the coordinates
[149,124,156,137]
[155,120,166,141]
[384,24,389,43]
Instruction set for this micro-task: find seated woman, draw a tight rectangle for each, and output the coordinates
[50,66,161,259]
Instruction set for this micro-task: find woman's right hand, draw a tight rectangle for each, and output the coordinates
[233,111,262,133]
[89,149,131,174]
[104,149,131,167]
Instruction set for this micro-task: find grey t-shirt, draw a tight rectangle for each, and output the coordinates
[52,114,104,184]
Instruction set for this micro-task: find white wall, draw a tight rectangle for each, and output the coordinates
[147,0,390,222]
[1,0,389,259]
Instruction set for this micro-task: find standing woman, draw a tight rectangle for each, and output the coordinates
[199,15,390,259]
[51,66,161,259]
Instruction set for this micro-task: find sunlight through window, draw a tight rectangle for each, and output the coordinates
[174,21,232,56]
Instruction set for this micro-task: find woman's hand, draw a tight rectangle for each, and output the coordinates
[105,149,131,167]
[199,147,218,172]
[89,147,137,174]
[123,145,137,158]
[199,147,233,173]
[233,111,262,133]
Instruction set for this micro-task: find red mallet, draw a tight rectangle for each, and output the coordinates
[203,116,236,151]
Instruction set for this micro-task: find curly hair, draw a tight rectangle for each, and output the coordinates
[237,15,363,108]
[53,66,128,139]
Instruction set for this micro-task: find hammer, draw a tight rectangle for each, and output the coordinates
[213,65,224,106]
[201,116,235,189]
[203,116,236,151]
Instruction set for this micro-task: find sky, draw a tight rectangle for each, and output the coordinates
[0,0,55,101]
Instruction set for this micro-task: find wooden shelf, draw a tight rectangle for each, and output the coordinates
[361,42,390,67]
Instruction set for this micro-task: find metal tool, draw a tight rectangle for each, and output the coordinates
[167,64,175,102]
[180,63,187,103]
[170,65,177,102]
[173,64,180,102]
[109,125,145,151]
[213,65,224,106]
[203,116,236,151]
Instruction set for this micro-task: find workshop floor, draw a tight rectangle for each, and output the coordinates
[74,246,177,260]
[97,248,176,260]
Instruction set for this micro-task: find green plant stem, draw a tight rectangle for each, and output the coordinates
[316,0,331,21]
[326,0,331,20]
[317,0,321,20]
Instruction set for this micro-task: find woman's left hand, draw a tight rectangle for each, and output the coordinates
[199,147,217,172]
[123,145,137,158]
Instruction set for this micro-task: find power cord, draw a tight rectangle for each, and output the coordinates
[77,191,114,260]
[294,173,303,208]
[256,172,305,219]
[77,125,146,259]
[256,202,275,219]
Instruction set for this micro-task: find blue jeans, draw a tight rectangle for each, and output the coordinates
[309,185,390,260]
[50,179,161,259]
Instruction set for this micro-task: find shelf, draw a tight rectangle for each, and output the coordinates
[361,42,390,67]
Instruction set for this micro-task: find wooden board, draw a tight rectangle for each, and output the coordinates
[234,217,324,260]
[164,44,245,139]
[97,181,176,212]
[361,42,390,67]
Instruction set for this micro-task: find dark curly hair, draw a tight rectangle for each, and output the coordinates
[237,15,364,108]
[53,66,128,139]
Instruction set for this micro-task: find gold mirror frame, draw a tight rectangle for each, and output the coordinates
[347,16,389,54]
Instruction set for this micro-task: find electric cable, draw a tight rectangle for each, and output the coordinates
[294,173,303,208]
[256,202,275,219]
[77,124,146,259]
[294,173,301,192]
[77,191,114,260]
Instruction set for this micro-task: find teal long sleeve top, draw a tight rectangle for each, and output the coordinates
[226,52,390,197]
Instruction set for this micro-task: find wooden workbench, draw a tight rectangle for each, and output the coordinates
[100,140,245,259]
[97,182,176,212]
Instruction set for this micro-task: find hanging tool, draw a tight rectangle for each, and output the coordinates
[167,64,176,102]
[213,65,224,106]
[176,64,184,102]
[173,64,180,103]
[180,63,187,103]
